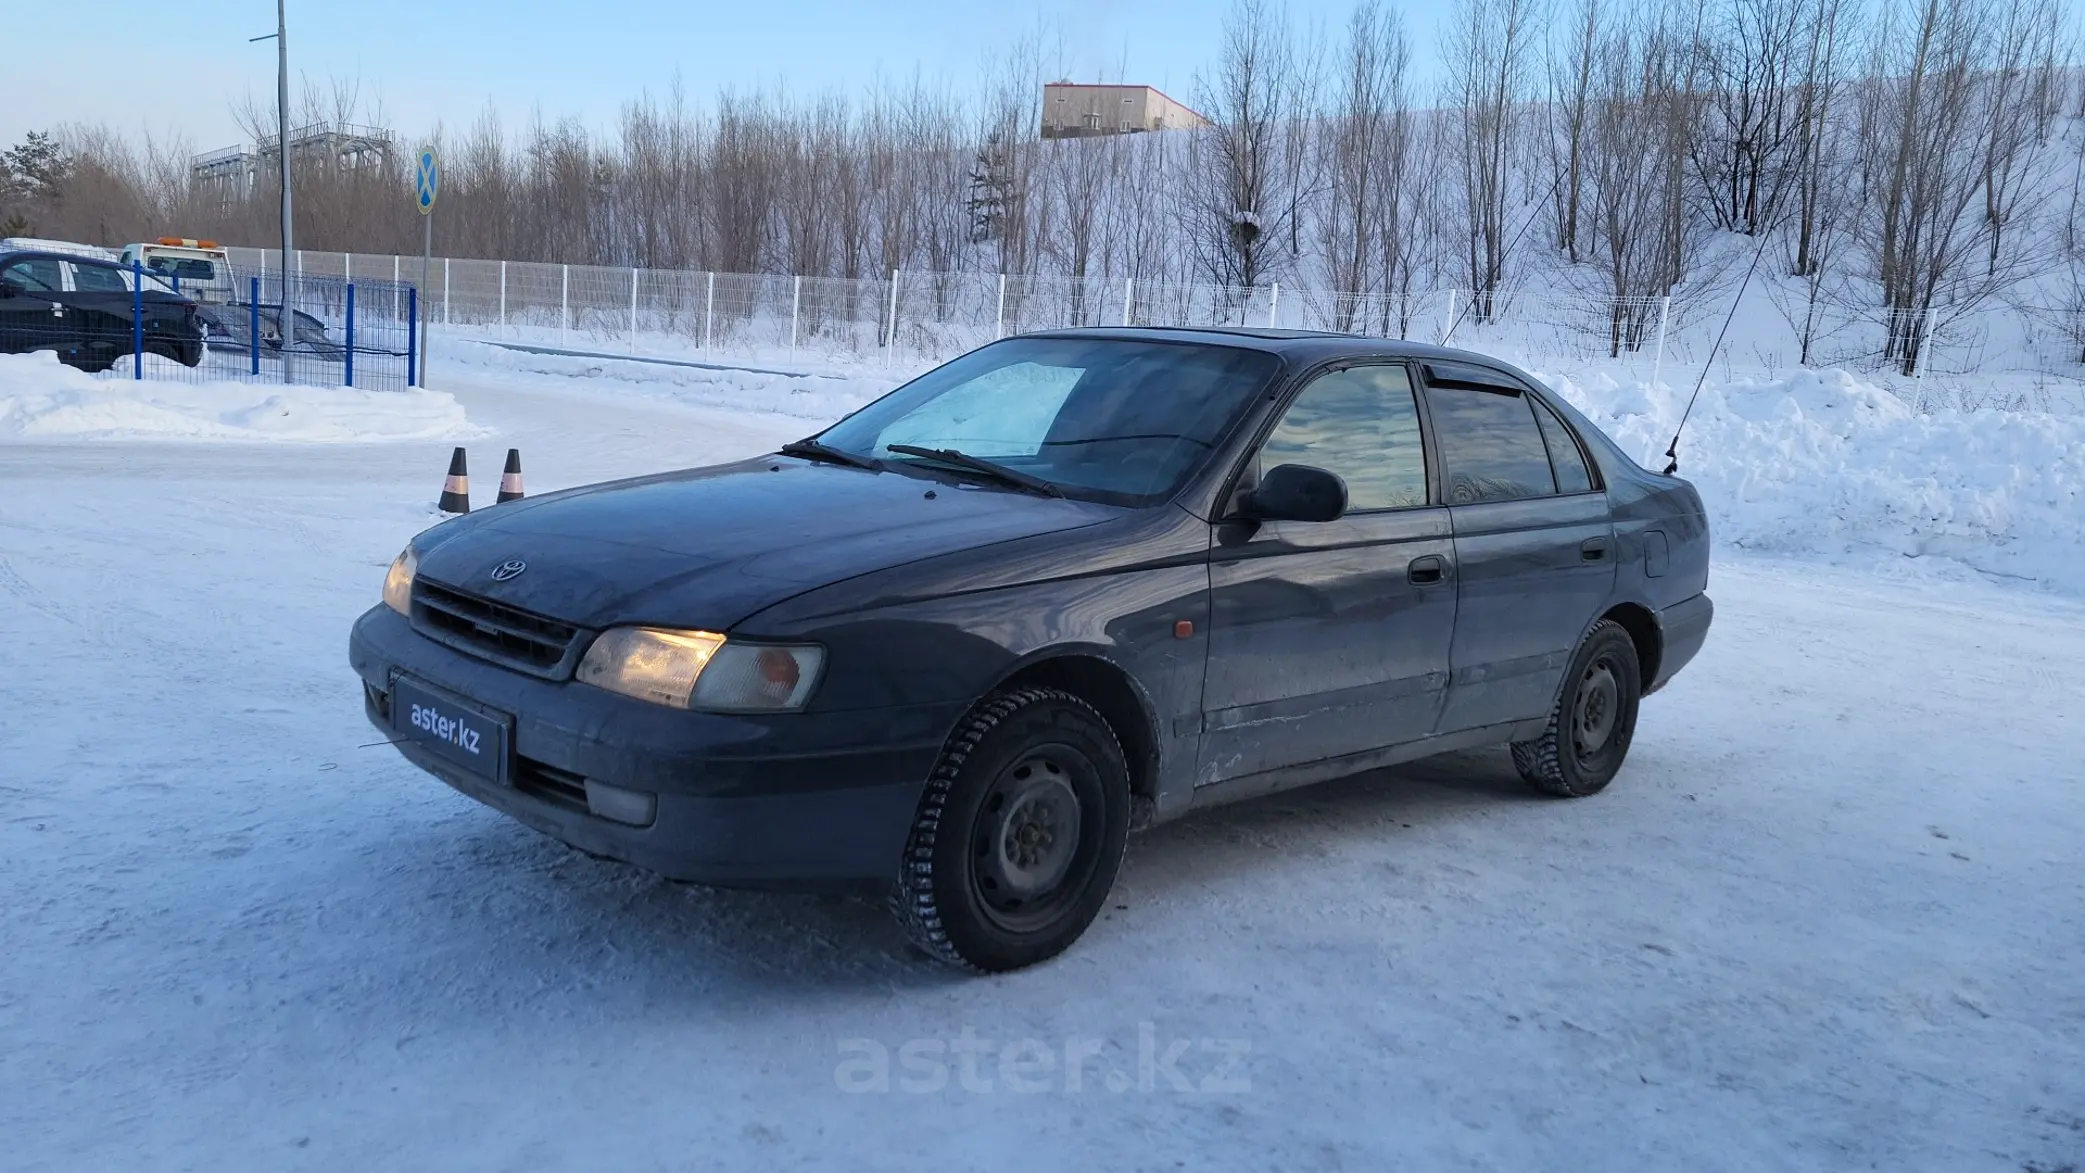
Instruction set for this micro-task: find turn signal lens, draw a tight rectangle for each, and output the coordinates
[382,547,417,615]
[692,643,824,711]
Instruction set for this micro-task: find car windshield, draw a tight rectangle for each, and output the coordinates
[815,337,1282,506]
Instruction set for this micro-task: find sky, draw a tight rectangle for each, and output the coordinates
[3,0,1446,153]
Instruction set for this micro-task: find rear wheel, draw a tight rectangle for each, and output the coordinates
[1511,620,1642,797]
[891,687,1130,972]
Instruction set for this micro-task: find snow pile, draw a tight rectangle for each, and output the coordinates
[439,336,898,421]
[1544,365,2085,592]
[0,351,478,443]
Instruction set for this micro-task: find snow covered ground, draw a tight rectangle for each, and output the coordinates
[2,358,2082,1171]
[0,352,476,443]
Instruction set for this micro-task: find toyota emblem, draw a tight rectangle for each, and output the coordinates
[490,559,528,582]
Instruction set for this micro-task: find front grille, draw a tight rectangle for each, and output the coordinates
[411,579,583,677]
[514,757,589,813]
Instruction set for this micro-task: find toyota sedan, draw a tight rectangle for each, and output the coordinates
[349,328,1713,972]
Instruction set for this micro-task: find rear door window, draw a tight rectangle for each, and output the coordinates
[1531,397,1595,494]
[70,262,132,293]
[1424,385,1559,505]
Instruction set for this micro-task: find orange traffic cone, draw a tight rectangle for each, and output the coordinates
[438,447,470,514]
[497,448,525,503]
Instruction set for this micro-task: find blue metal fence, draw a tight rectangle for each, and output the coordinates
[1,260,423,393]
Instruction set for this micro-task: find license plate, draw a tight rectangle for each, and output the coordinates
[391,675,511,784]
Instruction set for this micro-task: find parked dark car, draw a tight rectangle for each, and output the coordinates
[350,329,1714,971]
[195,301,346,361]
[0,248,204,372]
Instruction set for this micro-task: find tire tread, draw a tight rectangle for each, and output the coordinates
[889,686,1122,971]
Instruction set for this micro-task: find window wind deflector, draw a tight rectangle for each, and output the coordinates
[1422,362,1525,395]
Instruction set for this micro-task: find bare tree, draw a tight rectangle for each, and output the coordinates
[1691,0,1811,235]
[1188,0,1307,298]
[1318,0,1410,329]
[1580,7,1703,355]
[1860,0,2046,373]
[1548,0,1603,262]
[1788,0,1853,276]
[1979,0,2063,272]
[1444,0,1538,319]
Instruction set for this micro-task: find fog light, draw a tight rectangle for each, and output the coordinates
[584,780,658,827]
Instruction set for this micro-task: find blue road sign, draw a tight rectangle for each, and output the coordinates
[415,147,441,215]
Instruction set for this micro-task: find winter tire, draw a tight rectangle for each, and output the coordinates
[891,687,1131,973]
[1511,619,1642,798]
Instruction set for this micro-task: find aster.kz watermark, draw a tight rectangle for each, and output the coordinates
[834,1024,1250,1095]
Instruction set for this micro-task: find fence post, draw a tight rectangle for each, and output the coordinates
[1123,278,1134,326]
[884,270,900,359]
[1916,306,1937,379]
[345,283,356,387]
[408,287,419,387]
[704,271,716,351]
[344,252,351,281]
[249,277,261,376]
[995,273,1007,338]
[499,260,507,329]
[630,267,640,355]
[443,258,451,327]
[131,260,144,380]
[295,249,303,281]
[393,255,401,323]
[1268,282,1280,327]
[560,264,570,348]
[790,275,801,358]
[1651,295,1671,387]
[1442,289,1459,345]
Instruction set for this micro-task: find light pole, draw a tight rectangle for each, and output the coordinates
[251,1,293,384]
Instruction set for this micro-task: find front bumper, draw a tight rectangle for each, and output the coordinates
[350,605,957,889]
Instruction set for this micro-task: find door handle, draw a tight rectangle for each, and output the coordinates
[1408,555,1446,585]
[1581,538,1610,562]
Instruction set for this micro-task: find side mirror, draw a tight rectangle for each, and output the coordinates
[1240,464,1348,523]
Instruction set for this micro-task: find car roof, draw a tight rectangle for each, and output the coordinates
[1,248,118,266]
[1020,325,1530,370]
[0,237,119,263]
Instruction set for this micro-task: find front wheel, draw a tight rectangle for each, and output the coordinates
[891,687,1130,972]
[1511,620,1643,797]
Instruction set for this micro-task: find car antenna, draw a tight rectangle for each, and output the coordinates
[1661,178,1797,476]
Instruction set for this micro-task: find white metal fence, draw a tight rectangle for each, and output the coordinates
[223,246,2085,386]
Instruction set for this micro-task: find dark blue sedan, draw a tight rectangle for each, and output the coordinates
[350,328,1713,971]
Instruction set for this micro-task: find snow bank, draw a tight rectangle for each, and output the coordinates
[1541,365,2085,593]
[439,336,898,421]
[0,351,478,443]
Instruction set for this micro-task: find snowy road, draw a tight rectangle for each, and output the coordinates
[2,372,2081,1171]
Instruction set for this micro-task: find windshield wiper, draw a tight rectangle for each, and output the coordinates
[885,444,1064,498]
[779,438,881,471]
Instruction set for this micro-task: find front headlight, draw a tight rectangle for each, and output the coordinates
[382,547,417,615]
[577,627,824,712]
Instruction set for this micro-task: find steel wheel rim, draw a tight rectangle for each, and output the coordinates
[969,746,1099,932]
[1573,659,1621,762]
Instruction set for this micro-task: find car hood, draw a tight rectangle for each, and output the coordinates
[413,456,1115,630]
